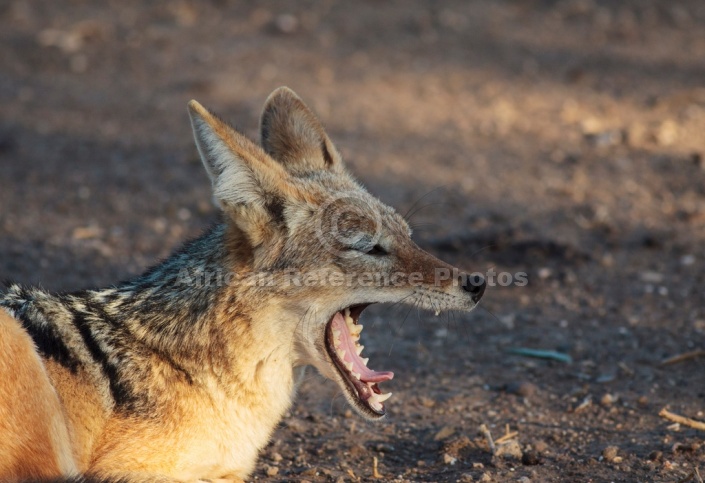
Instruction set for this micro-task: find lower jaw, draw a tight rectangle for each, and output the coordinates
[324,314,386,418]
[337,372,386,419]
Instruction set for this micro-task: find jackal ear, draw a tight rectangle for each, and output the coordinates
[260,87,343,174]
[188,100,292,245]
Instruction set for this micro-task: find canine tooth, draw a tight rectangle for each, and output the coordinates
[345,307,351,317]
[355,345,364,356]
[345,361,354,371]
[434,309,440,316]
[377,392,392,402]
[362,357,369,365]
[337,349,346,359]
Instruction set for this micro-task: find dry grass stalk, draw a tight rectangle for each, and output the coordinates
[659,408,705,431]
[661,350,705,366]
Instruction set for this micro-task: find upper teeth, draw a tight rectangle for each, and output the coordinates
[338,307,393,409]
[340,308,365,357]
[340,308,392,411]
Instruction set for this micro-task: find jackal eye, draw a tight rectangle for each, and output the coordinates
[365,244,388,256]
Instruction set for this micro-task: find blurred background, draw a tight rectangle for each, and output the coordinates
[1,1,704,481]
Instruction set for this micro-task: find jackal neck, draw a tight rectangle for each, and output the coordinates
[1,223,288,411]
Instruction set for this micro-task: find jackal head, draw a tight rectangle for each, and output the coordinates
[188,88,485,420]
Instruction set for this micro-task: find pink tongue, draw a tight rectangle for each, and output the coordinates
[331,312,394,383]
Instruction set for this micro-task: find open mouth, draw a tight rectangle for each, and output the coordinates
[324,304,394,418]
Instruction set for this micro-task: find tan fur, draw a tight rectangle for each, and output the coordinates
[44,359,109,470]
[81,304,293,482]
[0,309,77,480]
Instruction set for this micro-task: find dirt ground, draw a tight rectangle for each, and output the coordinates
[1,1,705,481]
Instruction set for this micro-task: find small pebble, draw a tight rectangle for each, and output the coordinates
[443,453,457,465]
[602,446,619,462]
[640,271,664,283]
[264,464,278,476]
[648,450,663,461]
[533,440,549,453]
[681,254,696,266]
[654,119,678,146]
[495,440,523,461]
[505,381,538,398]
[274,14,298,34]
[522,450,541,466]
[586,130,622,147]
[372,443,395,453]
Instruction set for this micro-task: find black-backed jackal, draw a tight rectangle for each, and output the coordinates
[0,88,486,481]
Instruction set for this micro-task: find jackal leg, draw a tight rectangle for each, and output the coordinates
[0,309,77,480]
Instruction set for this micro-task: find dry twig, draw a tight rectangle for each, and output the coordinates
[495,425,519,444]
[479,424,496,454]
[678,471,695,483]
[495,431,519,444]
[659,408,705,431]
[372,456,382,479]
[618,361,634,376]
[678,468,704,483]
[661,350,705,366]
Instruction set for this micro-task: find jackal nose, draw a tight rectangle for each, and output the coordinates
[462,273,486,303]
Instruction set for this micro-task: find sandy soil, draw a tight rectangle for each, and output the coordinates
[1,1,705,481]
